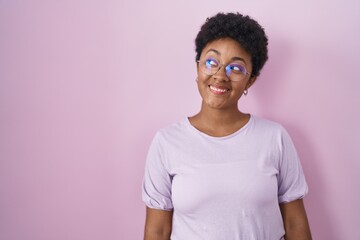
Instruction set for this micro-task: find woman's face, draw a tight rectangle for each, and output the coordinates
[196,37,255,111]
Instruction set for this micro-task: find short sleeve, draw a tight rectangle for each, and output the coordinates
[277,128,308,203]
[142,132,174,210]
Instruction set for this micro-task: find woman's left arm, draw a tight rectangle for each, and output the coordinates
[280,199,312,240]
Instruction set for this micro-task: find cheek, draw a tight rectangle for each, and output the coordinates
[234,85,247,96]
[196,76,211,98]
[197,79,209,94]
[197,72,212,86]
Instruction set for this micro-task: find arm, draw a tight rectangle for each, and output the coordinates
[280,199,312,240]
[144,207,173,240]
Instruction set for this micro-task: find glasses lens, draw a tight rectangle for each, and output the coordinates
[201,58,219,75]
[225,63,247,81]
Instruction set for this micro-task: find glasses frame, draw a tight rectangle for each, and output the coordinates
[196,59,251,82]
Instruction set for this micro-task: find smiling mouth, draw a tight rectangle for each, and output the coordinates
[209,85,230,95]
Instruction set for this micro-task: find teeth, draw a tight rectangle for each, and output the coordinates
[210,85,228,93]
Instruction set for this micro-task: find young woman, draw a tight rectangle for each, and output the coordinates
[142,12,312,240]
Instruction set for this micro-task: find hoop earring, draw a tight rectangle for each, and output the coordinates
[243,89,248,96]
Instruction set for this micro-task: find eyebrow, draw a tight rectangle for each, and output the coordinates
[205,49,247,64]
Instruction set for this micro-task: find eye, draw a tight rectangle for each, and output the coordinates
[228,64,247,75]
[205,58,219,68]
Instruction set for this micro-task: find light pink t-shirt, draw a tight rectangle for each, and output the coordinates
[142,115,308,240]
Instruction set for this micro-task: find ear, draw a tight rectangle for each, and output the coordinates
[246,76,257,89]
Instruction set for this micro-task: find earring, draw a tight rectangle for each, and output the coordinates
[195,77,198,82]
[243,89,248,96]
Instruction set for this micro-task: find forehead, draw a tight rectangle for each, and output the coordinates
[201,38,251,62]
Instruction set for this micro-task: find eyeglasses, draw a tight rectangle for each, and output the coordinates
[197,57,251,82]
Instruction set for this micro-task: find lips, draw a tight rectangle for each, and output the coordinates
[209,84,230,95]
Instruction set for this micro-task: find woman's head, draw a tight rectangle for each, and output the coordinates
[195,12,268,78]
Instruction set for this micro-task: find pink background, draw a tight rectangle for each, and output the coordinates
[1,0,359,239]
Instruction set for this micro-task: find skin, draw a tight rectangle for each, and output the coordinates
[144,37,312,240]
[280,199,312,240]
[190,37,256,137]
[144,208,173,240]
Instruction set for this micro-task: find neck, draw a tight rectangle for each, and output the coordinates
[195,102,247,126]
[188,102,250,137]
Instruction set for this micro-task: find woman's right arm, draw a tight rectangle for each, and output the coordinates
[144,207,173,240]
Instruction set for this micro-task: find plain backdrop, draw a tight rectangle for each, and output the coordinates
[1,0,359,239]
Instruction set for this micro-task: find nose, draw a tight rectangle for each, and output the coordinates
[213,65,230,82]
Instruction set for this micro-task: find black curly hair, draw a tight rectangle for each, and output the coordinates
[195,12,268,77]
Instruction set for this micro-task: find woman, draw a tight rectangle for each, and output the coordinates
[142,12,312,240]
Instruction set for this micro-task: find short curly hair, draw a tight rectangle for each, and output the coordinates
[195,12,268,77]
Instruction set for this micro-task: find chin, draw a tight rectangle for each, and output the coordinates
[204,100,228,110]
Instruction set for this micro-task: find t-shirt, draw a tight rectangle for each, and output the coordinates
[142,115,308,240]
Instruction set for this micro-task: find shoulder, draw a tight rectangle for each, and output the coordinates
[249,115,295,149]
[157,117,188,135]
[251,116,297,153]
[153,118,190,143]
[250,115,286,134]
